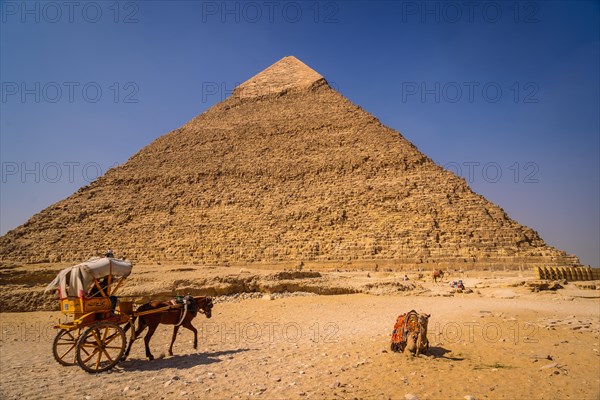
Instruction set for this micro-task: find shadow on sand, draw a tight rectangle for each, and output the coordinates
[426,346,465,361]
[121,348,251,371]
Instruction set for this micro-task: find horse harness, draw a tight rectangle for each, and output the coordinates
[168,295,199,327]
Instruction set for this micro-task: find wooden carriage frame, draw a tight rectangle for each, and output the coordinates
[49,258,174,373]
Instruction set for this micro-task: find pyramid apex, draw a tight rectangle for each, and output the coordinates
[233,56,326,99]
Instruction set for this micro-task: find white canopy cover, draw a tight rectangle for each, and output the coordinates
[45,257,133,298]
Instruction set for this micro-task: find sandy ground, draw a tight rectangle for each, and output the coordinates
[1,272,599,400]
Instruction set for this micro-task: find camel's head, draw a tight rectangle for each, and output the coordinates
[418,313,430,328]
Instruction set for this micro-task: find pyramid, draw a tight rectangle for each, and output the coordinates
[234,56,325,98]
[0,56,579,268]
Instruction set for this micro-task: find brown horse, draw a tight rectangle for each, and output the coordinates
[123,296,213,361]
[432,269,445,284]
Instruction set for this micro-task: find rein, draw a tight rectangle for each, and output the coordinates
[174,300,189,327]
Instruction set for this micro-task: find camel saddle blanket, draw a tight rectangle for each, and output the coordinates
[391,310,420,351]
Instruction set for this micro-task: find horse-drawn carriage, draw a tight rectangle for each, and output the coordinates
[46,257,212,373]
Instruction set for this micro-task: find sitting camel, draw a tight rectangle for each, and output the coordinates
[391,310,431,356]
[404,313,430,356]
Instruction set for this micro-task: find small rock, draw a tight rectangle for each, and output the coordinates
[123,386,130,392]
[405,394,419,400]
[164,380,173,387]
[540,363,558,370]
[464,396,476,400]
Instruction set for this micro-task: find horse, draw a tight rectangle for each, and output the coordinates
[123,295,213,361]
[432,269,445,284]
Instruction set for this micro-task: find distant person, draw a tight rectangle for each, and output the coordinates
[105,249,114,258]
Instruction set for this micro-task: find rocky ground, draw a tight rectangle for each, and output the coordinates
[0,263,435,312]
[1,265,599,399]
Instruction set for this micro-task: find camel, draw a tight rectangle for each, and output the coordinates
[404,313,430,356]
[391,310,430,355]
[432,269,445,284]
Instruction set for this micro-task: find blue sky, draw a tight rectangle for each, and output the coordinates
[1,1,598,266]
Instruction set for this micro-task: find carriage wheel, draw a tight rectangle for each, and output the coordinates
[52,328,81,366]
[76,322,126,373]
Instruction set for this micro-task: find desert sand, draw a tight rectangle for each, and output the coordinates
[1,266,599,400]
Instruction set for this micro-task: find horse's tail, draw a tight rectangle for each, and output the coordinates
[123,317,132,333]
[125,302,153,337]
[121,314,141,361]
[123,314,139,333]
[133,303,154,332]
